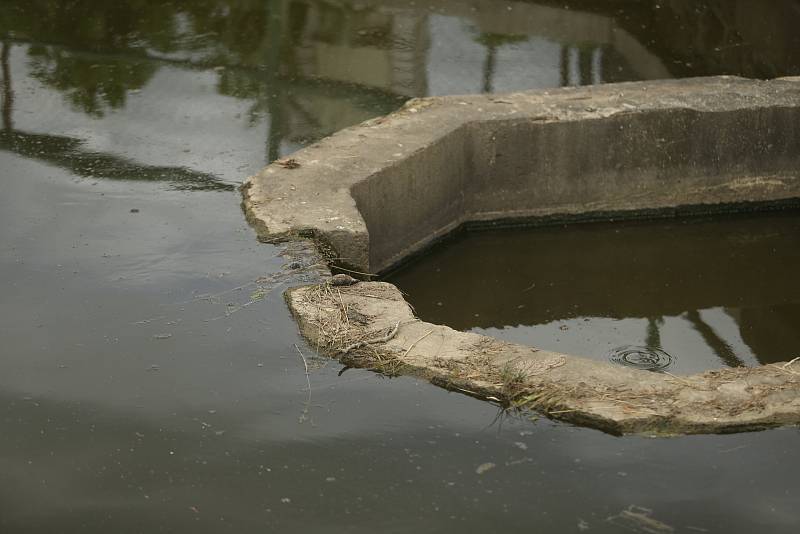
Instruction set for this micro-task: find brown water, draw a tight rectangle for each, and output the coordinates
[388,213,800,375]
[2,1,800,532]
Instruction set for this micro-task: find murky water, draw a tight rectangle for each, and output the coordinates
[389,214,800,375]
[2,1,800,532]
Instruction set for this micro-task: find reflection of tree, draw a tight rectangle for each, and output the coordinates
[0,0,405,182]
[1,0,180,53]
[0,1,232,191]
[27,46,156,117]
[685,310,745,368]
[1,0,178,117]
[1,41,12,130]
[212,0,402,160]
[645,317,664,349]
[735,305,800,366]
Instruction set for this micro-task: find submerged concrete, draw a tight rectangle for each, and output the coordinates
[244,76,800,274]
[243,76,800,435]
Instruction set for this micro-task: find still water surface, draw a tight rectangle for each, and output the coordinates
[2,1,800,532]
[389,214,800,375]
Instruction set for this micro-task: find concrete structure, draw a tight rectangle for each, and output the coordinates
[243,76,800,435]
[286,281,800,435]
[244,76,800,274]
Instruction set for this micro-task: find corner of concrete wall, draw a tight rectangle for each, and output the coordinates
[349,122,474,273]
[244,76,800,275]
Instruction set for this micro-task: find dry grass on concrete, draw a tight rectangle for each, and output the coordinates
[291,281,419,376]
[288,280,578,412]
[287,280,800,435]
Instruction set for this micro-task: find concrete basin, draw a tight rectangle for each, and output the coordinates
[243,76,800,435]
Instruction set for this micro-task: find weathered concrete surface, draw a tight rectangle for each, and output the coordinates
[288,281,800,436]
[245,76,800,435]
[243,76,800,274]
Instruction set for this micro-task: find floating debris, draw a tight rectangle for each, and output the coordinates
[607,505,674,533]
[475,462,496,475]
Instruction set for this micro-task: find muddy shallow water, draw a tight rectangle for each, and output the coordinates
[389,213,800,375]
[2,1,800,532]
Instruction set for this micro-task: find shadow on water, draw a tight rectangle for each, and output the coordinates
[2,0,799,186]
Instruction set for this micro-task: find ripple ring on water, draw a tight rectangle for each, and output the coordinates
[609,345,674,372]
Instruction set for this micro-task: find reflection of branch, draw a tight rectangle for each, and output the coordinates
[285,93,322,129]
[294,344,314,425]
[0,129,235,191]
[482,43,496,93]
[685,310,745,367]
[646,317,663,348]
[1,41,13,131]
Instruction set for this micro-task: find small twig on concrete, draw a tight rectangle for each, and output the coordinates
[452,386,480,396]
[329,265,377,277]
[340,321,400,355]
[337,288,349,326]
[403,329,435,358]
[663,371,695,386]
[769,357,800,376]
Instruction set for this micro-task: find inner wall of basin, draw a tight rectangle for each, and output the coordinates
[387,211,800,375]
[351,103,800,275]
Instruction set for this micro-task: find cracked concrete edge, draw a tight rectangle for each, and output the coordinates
[242,75,800,274]
[240,96,470,272]
[243,75,800,435]
[286,281,800,436]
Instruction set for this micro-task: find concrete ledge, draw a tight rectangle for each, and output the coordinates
[244,76,800,274]
[243,76,800,435]
[287,281,800,436]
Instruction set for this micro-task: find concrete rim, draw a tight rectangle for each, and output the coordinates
[286,281,800,436]
[243,76,800,435]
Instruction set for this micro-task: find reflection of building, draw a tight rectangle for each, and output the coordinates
[288,1,430,97]
[434,0,671,84]
[283,0,671,99]
[271,0,673,147]
[2,0,799,174]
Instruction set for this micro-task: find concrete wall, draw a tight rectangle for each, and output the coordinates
[467,106,800,222]
[350,124,472,271]
[243,76,800,274]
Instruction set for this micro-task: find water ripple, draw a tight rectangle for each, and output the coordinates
[609,345,674,372]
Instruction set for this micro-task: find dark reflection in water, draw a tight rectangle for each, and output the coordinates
[2,0,799,187]
[0,129,234,190]
[2,1,800,532]
[389,213,800,374]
